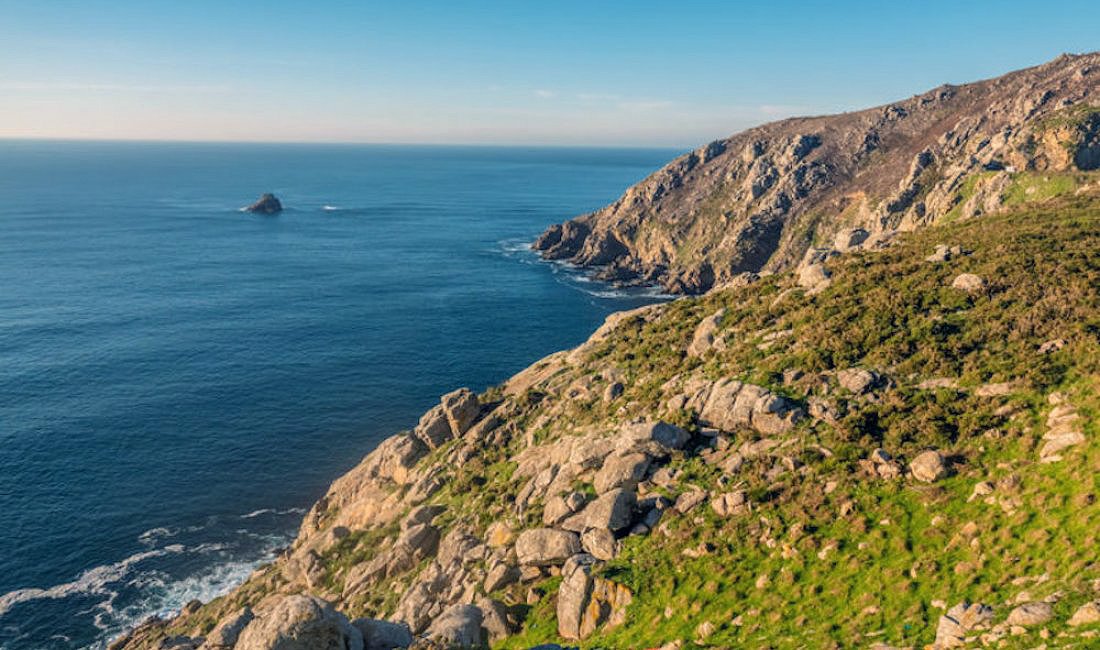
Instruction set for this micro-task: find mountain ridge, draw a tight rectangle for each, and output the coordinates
[533,52,1100,293]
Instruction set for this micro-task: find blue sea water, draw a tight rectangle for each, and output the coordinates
[0,141,677,649]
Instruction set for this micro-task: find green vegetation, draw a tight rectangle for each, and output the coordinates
[499,197,1100,648]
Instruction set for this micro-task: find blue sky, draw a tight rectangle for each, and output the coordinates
[1,1,1098,146]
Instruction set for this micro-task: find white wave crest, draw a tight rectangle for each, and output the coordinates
[240,507,306,519]
[0,548,177,618]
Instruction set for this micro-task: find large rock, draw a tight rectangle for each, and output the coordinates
[909,450,949,483]
[837,368,879,394]
[514,528,582,566]
[578,488,636,532]
[676,378,802,436]
[414,405,454,449]
[951,273,987,293]
[615,420,691,456]
[351,618,413,650]
[199,607,253,649]
[1005,601,1053,627]
[234,594,363,650]
[557,554,633,640]
[687,308,726,357]
[441,388,480,437]
[424,604,484,648]
[934,602,993,648]
[834,227,869,251]
[1068,601,1100,626]
[593,453,650,495]
[245,193,283,214]
[475,598,516,642]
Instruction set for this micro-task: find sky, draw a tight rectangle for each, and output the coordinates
[1,1,1098,147]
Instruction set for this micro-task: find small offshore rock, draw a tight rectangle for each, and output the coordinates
[245,193,283,214]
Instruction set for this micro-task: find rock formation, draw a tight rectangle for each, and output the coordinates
[534,52,1100,293]
[245,193,283,214]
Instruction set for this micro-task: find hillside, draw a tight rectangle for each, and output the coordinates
[114,183,1100,649]
[533,52,1100,294]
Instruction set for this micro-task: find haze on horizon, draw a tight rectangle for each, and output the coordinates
[2,0,1098,148]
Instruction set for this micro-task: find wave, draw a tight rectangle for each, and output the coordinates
[321,205,342,212]
[240,507,306,519]
[0,548,177,618]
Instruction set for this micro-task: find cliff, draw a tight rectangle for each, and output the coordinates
[112,55,1100,650]
[534,52,1100,293]
[115,192,1099,648]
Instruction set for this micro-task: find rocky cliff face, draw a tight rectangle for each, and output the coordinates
[534,52,1100,293]
[114,192,1100,649]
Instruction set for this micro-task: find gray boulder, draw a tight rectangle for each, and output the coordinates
[234,594,363,650]
[909,450,948,483]
[351,618,413,650]
[1005,601,1053,627]
[441,388,480,437]
[425,604,484,648]
[593,453,650,495]
[687,308,726,357]
[934,602,993,648]
[514,528,582,566]
[579,488,636,532]
[951,273,987,293]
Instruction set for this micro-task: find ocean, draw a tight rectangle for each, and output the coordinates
[0,141,678,649]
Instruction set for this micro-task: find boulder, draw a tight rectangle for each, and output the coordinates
[485,521,515,548]
[557,554,632,640]
[1005,601,1053,627]
[687,308,726,357]
[514,528,582,566]
[926,244,964,263]
[579,488,636,532]
[580,527,619,561]
[909,450,949,483]
[424,604,484,648]
[675,489,709,514]
[245,193,283,214]
[679,378,803,436]
[475,597,516,642]
[710,491,749,517]
[414,405,454,449]
[615,420,691,456]
[593,453,650,494]
[951,273,987,293]
[351,618,413,650]
[833,227,869,251]
[934,602,993,648]
[440,388,480,437]
[198,607,253,649]
[837,368,879,394]
[234,594,363,650]
[1068,601,1100,626]
[483,561,518,593]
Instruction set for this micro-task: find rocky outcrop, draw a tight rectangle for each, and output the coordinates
[234,594,363,650]
[557,554,632,641]
[534,53,1100,293]
[245,193,283,215]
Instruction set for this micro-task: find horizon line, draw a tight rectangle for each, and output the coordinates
[0,135,694,151]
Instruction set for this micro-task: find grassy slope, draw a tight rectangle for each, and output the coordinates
[145,196,1099,649]
[497,196,1100,649]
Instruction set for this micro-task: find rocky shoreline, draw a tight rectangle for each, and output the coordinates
[533,52,1100,294]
